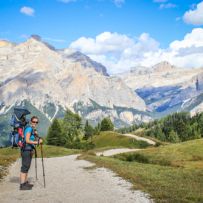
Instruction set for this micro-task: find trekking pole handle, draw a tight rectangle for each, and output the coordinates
[37,137,43,146]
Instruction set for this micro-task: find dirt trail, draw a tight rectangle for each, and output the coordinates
[96,148,141,156]
[96,133,156,157]
[123,134,156,145]
[0,154,153,203]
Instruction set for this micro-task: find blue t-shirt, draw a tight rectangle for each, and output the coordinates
[24,126,35,150]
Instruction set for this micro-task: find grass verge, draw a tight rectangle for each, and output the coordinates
[80,139,203,203]
[92,131,152,149]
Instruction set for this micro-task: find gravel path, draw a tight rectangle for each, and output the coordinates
[96,148,141,156]
[123,134,156,145]
[0,155,153,203]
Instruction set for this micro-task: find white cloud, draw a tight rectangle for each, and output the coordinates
[159,3,177,9]
[70,32,159,74]
[141,28,203,69]
[20,6,35,16]
[183,1,203,25]
[113,0,125,7]
[170,28,203,50]
[69,28,203,74]
[154,0,177,10]
[70,32,135,55]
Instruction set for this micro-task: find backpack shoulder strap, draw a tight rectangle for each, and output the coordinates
[24,125,34,135]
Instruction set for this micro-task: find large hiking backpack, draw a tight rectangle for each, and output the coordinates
[9,107,31,148]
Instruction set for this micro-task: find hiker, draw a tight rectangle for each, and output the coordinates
[20,116,43,190]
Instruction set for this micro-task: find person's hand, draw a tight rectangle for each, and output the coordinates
[35,138,43,145]
[34,129,39,137]
[39,138,43,145]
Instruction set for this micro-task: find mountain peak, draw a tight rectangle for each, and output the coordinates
[62,48,109,76]
[0,39,13,47]
[30,34,42,41]
[26,35,56,50]
[129,65,151,74]
[152,61,176,72]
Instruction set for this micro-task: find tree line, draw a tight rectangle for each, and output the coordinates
[117,112,203,143]
[46,109,114,148]
[47,110,203,146]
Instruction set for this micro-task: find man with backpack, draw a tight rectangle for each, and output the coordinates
[20,116,43,190]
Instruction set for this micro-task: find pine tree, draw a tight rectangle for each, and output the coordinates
[94,122,101,135]
[62,109,83,147]
[100,117,114,131]
[154,125,165,141]
[84,120,94,140]
[46,118,64,146]
[168,130,180,143]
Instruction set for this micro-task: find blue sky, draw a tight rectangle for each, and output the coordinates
[0,0,203,74]
[0,0,201,48]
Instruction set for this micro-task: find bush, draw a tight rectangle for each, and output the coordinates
[66,140,95,150]
[115,153,172,166]
[115,153,149,163]
[100,117,114,131]
[136,140,151,148]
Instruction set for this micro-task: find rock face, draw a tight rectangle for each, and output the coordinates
[61,49,109,76]
[118,61,203,116]
[152,61,176,73]
[0,37,146,128]
[119,61,203,89]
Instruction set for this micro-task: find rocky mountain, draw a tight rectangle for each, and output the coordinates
[0,36,150,145]
[61,48,109,76]
[119,61,203,89]
[2,36,202,147]
[118,61,203,118]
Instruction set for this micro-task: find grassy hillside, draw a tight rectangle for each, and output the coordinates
[0,145,80,180]
[132,128,167,145]
[115,138,203,168]
[81,139,203,203]
[92,131,151,149]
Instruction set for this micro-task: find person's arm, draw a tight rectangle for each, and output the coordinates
[26,132,38,145]
[34,130,43,145]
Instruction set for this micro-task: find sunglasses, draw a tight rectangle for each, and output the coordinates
[32,121,39,124]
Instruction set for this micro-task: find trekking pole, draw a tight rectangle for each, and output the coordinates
[34,148,38,180]
[40,143,46,188]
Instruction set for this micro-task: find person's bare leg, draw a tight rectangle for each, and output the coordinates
[20,172,27,184]
[25,173,28,182]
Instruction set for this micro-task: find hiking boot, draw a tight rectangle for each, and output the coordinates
[25,181,34,187]
[20,183,32,190]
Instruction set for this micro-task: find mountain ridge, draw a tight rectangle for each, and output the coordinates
[0,36,148,133]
